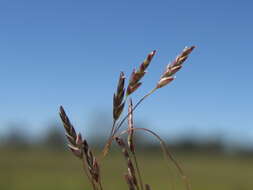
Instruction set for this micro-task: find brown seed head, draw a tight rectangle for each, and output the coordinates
[126,50,156,95]
[156,46,195,89]
[173,46,195,67]
[59,106,77,146]
[113,72,126,121]
[68,144,82,159]
[156,76,175,89]
[92,158,100,183]
[76,133,83,148]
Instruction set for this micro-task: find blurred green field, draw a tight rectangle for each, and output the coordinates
[1,149,252,190]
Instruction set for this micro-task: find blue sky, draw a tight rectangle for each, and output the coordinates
[0,0,253,145]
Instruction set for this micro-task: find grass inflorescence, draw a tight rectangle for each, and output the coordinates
[59,46,195,190]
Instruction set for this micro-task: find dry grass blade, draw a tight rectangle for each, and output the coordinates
[127,50,156,95]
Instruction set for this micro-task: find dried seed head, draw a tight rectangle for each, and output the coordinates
[92,158,100,183]
[68,144,82,159]
[164,65,182,77]
[127,82,142,95]
[86,150,94,166]
[59,106,77,146]
[143,50,156,69]
[181,46,195,57]
[65,133,75,145]
[156,46,195,89]
[113,72,126,121]
[82,139,89,153]
[115,137,137,186]
[76,133,83,148]
[173,46,195,67]
[156,76,175,89]
[126,50,156,96]
[59,107,103,188]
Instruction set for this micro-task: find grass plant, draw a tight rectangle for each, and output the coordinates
[59,46,195,190]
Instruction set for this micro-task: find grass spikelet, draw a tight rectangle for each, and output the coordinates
[126,50,156,95]
[110,71,126,139]
[156,46,195,89]
[113,72,126,122]
[115,137,140,190]
[110,47,195,139]
[59,106,103,190]
[59,106,77,146]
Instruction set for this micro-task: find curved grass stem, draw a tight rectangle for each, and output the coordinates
[118,127,191,190]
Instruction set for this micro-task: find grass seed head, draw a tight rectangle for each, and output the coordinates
[59,106,77,146]
[113,72,126,121]
[59,46,195,190]
[156,46,195,89]
[126,50,156,95]
[68,144,83,159]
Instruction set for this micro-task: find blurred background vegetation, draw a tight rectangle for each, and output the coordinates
[1,117,252,190]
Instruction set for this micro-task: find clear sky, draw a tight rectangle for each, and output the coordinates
[0,0,253,146]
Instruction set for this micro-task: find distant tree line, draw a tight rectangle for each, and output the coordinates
[1,122,252,156]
